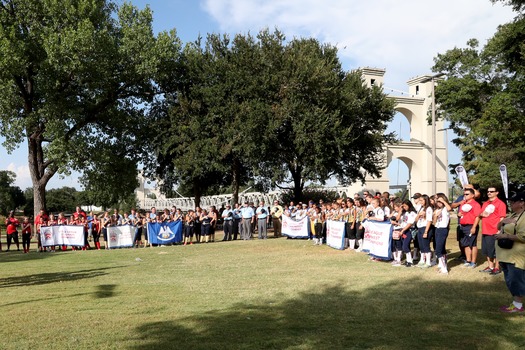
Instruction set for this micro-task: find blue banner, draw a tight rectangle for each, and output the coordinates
[147,221,183,245]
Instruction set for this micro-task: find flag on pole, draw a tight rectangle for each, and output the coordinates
[500,164,509,199]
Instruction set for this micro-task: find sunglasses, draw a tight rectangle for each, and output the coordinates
[487,190,497,193]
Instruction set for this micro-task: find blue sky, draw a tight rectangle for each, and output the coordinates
[0,0,516,190]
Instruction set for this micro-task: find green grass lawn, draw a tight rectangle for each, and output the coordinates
[1,232,524,350]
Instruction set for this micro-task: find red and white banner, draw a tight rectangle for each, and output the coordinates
[326,220,345,250]
[40,225,84,247]
[361,220,392,259]
[108,225,135,248]
[282,215,309,238]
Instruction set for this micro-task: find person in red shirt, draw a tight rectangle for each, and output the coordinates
[73,206,87,224]
[5,210,20,251]
[479,186,507,274]
[21,216,32,253]
[458,188,482,268]
[34,209,49,252]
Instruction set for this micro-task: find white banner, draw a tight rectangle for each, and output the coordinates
[282,215,309,238]
[40,225,84,247]
[108,225,135,248]
[326,220,345,250]
[361,220,392,260]
[455,165,469,187]
[500,164,509,200]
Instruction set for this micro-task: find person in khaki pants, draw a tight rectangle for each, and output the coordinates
[270,200,283,237]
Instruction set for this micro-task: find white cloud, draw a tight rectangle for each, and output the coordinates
[202,0,515,90]
[7,162,32,190]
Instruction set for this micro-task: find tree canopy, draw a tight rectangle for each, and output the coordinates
[0,170,25,215]
[147,29,395,203]
[0,0,181,212]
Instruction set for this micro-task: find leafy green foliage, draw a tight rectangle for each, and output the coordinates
[0,0,181,213]
[148,30,395,203]
[0,170,25,215]
[433,13,525,188]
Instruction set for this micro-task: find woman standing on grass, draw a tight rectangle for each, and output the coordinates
[183,210,195,246]
[194,207,202,243]
[416,195,434,268]
[311,206,324,245]
[101,211,110,250]
[355,198,366,251]
[391,200,417,267]
[433,194,451,274]
[21,217,31,253]
[200,209,211,243]
[5,210,20,251]
[345,199,357,249]
[495,192,525,313]
[209,206,218,242]
[92,214,102,250]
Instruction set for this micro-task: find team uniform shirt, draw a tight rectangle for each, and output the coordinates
[459,199,482,225]
[5,217,20,234]
[416,206,433,228]
[370,207,385,221]
[383,206,391,219]
[434,208,450,228]
[480,197,507,235]
[399,211,417,230]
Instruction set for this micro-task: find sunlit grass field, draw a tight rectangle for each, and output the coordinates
[1,232,524,350]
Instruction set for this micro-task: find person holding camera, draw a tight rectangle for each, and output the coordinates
[495,192,525,312]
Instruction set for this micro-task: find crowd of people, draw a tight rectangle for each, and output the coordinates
[3,184,525,313]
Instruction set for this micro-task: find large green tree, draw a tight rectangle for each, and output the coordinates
[259,37,395,199]
[149,30,395,202]
[433,2,525,188]
[0,0,181,213]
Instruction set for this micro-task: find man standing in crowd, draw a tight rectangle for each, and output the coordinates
[222,204,233,241]
[479,186,507,275]
[458,187,482,268]
[240,202,255,240]
[270,200,283,237]
[256,201,269,239]
[233,203,242,240]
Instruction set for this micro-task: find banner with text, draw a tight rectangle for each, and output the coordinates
[40,225,84,247]
[282,215,309,238]
[361,220,392,260]
[108,225,135,248]
[326,220,345,250]
[147,221,183,245]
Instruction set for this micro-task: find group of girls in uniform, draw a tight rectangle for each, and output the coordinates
[299,192,452,274]
[389,193,451,274]
[181,206,219,245]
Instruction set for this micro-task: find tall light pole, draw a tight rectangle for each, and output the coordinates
[421,73,445,195]
[438,127,452,196]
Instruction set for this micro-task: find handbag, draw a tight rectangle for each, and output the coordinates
[497,238,514,249]
[392,230,400,240]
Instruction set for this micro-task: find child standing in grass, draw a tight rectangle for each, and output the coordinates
[434,194,451,274]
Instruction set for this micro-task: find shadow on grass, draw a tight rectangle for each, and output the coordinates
[0,267,123,288]
[96,284,117,298]
[130,278,525,350]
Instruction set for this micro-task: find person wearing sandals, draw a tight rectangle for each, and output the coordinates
[495,192,525,313]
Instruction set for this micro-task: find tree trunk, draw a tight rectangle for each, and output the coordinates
[291,165,304,202]
[27,134,56,215]
[193,178,202,209]
[231,157,240,205]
